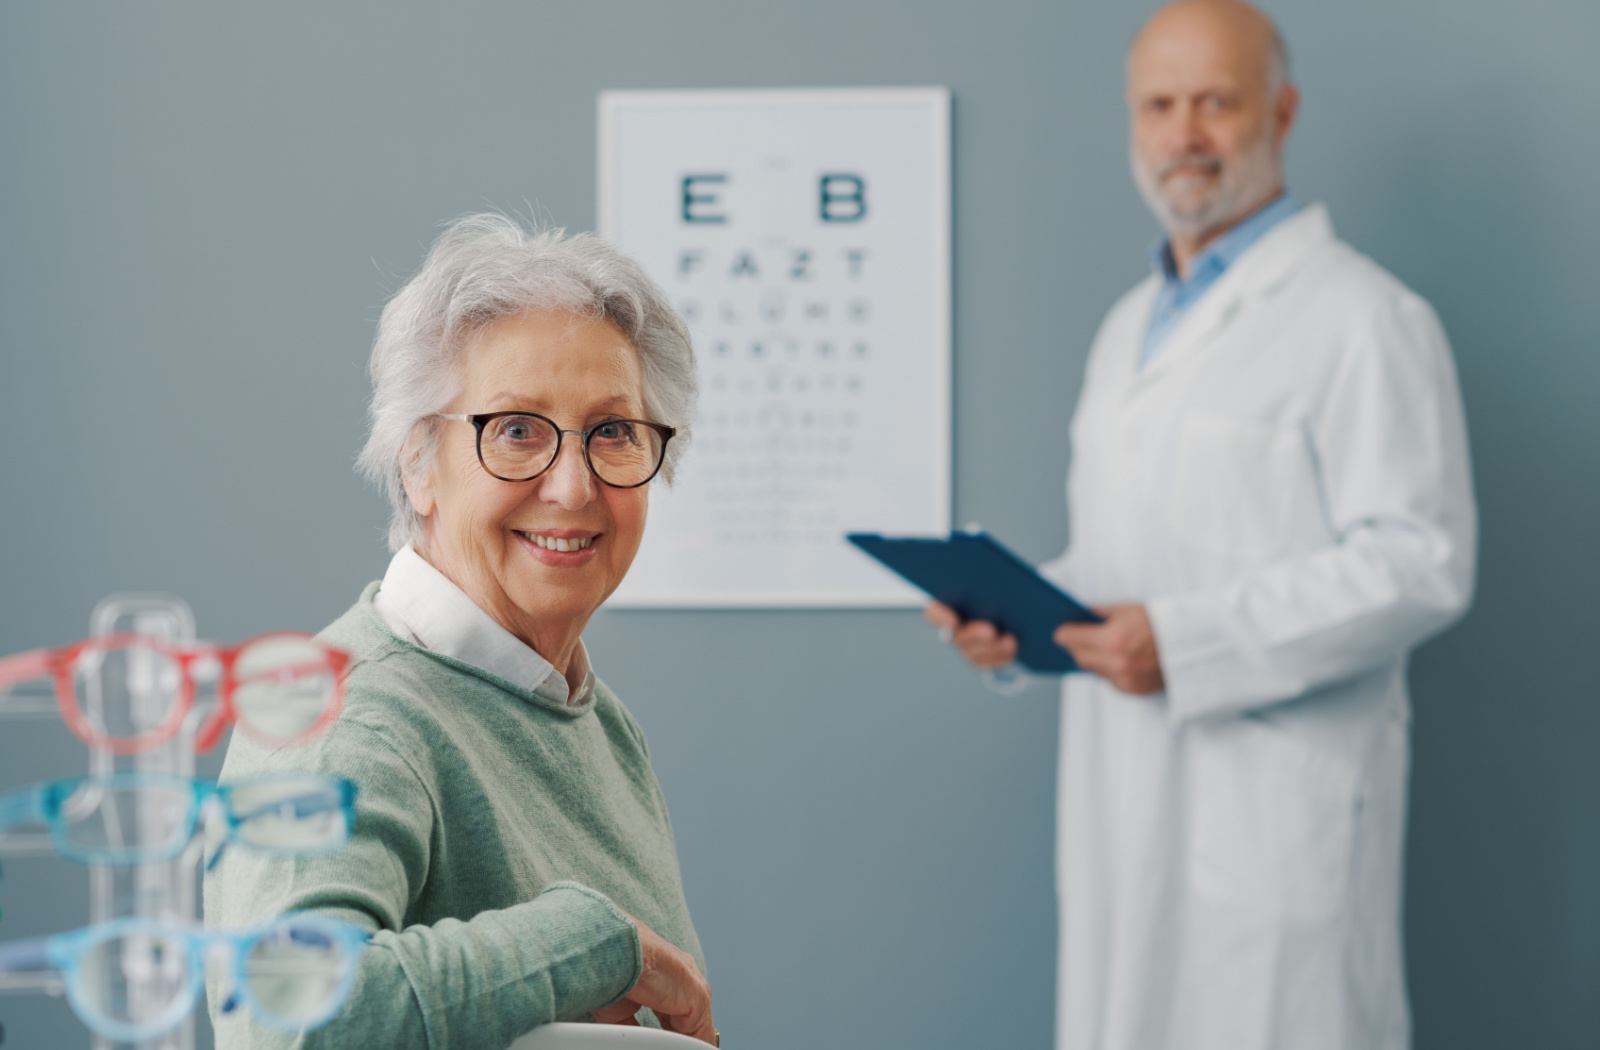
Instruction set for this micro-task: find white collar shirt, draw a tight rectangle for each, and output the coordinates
[372,544,594,708]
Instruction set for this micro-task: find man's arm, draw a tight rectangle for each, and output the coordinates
[1145,292,1476,721]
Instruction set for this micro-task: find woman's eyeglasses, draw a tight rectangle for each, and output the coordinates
[0,632,349,755]
[0,913,370,1042]
[435,411,675,488]
[0,773,357,869]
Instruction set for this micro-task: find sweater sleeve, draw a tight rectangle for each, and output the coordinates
[1146,292,1477,721]
[206,720,644,1049]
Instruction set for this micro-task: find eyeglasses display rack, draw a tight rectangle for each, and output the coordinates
[0,594,363,1046]
[0,594,202,1050]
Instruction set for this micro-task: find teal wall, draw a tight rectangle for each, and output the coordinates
[1,2,1596,1047]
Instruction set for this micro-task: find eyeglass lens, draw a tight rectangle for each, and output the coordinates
[69,922,350,1033]
[49,777,347,861]
[59,782,193,859]
[226,778,348,851]
[71,643,184,740]
[244,925,347,1023]
[232,637,340,742]
[479,414,665,486]
[76,930,191,1031]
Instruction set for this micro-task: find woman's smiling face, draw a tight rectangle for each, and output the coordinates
[406,309,652,652]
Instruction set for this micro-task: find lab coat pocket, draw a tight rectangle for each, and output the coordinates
[1187,716,1359,923]
[1170,413,1303,561]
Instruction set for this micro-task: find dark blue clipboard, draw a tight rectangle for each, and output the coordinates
[847,530,1102,674]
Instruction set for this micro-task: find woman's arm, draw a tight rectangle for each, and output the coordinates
[205,722,644,1049]
[214,883,641,1049]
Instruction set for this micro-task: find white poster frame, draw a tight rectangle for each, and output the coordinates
[598,86,951,608]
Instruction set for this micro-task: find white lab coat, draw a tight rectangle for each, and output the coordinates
[1044,204,1475,1050]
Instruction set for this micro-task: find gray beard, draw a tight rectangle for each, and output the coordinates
[1132,133,1283,240]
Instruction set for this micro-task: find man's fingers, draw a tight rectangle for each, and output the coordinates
[954,623,1008,650]
[955,633,1017,669]
[1064,648,1109,676]
[1056,613,1133,647]
[930,607,1002,643]
[1054,622,1103,649]
[954,620,998,643]
[927,612,1017,668]
[1055,604,1165,695]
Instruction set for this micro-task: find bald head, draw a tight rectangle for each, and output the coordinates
[1126,0,1298,266]
[1133,0,1289,98]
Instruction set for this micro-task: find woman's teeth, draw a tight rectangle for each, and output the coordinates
[528,534,593,553]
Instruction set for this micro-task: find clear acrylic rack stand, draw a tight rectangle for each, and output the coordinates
[0,594,205,1050]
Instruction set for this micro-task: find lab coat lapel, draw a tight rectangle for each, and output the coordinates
[1135,204,1337,384]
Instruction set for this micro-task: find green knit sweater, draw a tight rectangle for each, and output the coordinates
[204,583,705,1049]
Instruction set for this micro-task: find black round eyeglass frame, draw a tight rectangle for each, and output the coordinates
[434,411,676,489]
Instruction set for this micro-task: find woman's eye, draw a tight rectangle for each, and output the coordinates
[593,422,636,444]
[494,416,550,446]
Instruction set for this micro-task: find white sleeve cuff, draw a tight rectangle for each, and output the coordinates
[980,663,1033,696]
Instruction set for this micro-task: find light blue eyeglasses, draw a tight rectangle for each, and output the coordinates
[0,913,370,1042]
[0,773,357,869]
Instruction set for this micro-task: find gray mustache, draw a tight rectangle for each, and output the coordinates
[1158,154,1224,179]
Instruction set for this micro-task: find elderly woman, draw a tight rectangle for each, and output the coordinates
[205,214,715,1048]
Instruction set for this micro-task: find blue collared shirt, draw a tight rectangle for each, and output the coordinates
[1140,192,1300,369]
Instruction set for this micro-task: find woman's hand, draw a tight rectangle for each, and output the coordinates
[592,912,717,1045]
[924,601,1018,669]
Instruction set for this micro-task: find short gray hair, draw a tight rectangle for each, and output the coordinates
[1264,22,1291,97]
[357,213,697,552]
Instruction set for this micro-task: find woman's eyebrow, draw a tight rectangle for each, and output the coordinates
[481,392,640,412]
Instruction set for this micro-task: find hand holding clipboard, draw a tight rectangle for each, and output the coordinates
[846,531,1103,673]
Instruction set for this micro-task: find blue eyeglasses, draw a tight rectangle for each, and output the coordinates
[0,913,370,1042]
[0,773,357,870]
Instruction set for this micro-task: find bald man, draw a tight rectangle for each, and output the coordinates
[928,3,1476,1047]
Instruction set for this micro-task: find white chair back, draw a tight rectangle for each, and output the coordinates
[509,1022,707,1050]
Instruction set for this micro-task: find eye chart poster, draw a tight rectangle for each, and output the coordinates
[599,88,951,607]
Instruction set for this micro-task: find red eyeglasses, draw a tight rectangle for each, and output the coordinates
[0,632,349,755]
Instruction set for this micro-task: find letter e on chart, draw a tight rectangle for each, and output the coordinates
[682,174,728,224]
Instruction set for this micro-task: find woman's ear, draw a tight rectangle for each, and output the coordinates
[399,426,437,519]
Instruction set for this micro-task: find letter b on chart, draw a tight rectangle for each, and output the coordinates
[820,174,866,222]
[678,173,869,225]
